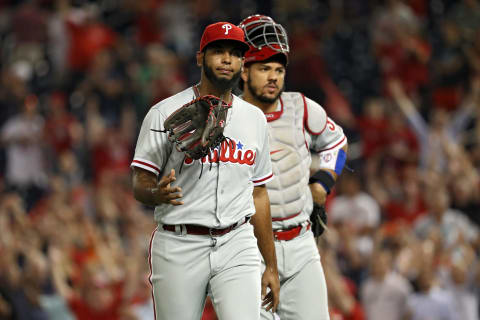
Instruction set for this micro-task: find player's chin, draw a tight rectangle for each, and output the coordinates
[263,87,281,96]
[261,92,279,102]
[215,73,235,80]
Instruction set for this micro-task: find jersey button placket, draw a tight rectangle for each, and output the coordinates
[209,228,218,248]
[214,160,223,224]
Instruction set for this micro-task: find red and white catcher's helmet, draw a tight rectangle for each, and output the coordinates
[238,14,289,64]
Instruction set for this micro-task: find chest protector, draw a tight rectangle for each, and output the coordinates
[266,92,313,229]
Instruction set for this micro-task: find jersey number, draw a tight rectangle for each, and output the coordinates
[327,119,335,131]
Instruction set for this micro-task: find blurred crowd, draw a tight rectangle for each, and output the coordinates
[0,0,479,319]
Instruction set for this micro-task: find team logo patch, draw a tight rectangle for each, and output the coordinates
[322,153,333,163]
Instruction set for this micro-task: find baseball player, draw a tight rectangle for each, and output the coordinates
[238,15,348,320]
[131,22,280,320]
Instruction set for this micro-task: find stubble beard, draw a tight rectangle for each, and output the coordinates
[246,77,284,104]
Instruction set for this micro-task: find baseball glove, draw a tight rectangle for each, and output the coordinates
[310,203,328,237]
[159,95,231,160]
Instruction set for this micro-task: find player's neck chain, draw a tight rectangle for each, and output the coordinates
[193,83,234,105]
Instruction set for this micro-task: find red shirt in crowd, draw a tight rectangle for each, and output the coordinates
[67,20,117,71]
[68,282,124,320]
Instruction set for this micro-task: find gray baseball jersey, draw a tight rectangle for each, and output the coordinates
[256,91,346,320]
[132,86,274,227]
[132,86,274,320]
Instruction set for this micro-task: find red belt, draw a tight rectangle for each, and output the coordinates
[273,223,310,241]
[162,217,249,236]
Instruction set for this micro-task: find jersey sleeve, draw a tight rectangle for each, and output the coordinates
[251,115,273,186]
[304,96,347,172]
[131,108,171,176]
[303,95,328,135]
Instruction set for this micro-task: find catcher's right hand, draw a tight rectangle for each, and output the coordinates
[161,95,231,160]
[310,203,328,237]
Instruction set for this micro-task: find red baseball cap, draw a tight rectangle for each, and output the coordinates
[199,22,250,53]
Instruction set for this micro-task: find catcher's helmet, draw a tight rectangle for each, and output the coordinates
[238,14,289,64]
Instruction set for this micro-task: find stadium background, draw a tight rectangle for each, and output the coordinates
[0,0,479,319]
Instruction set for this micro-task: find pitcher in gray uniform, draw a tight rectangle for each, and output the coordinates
[238,15,348,320]
[131,21,280,320]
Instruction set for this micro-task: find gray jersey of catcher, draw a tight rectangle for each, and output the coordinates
[259,91,346,320]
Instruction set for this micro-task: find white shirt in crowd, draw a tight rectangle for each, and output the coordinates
[361,271,412,320]
[329,192,381,229]
[1,114,48,187]
[414,209,479,247]
[407,286,458,320]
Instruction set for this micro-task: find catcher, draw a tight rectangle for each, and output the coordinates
[238,15,348,319]
[130,22,279,320]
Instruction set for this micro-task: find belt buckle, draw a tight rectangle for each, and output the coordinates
[273,231,279,241]
[209,228,219,238]
[209,228,219,247]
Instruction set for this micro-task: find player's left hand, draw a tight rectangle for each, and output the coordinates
[261,266,280,312]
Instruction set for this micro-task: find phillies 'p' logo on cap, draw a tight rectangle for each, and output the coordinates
[222,24,232,35]
[199,22,250,53]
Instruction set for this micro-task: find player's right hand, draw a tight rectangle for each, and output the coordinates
[261,266,280,313]
[154,169,184,205]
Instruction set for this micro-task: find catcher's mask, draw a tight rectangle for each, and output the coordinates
[238,14,289,64]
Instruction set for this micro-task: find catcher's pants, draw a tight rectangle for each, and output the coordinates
[149,221,261,320]
[261,229,330,320]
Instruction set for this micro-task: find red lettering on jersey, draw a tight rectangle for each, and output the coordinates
[242,150,255,165]
[228,141,239,163]
[183,138,256,166]
[219,140,230,162]
[208,149,219,163]
[236,150,243,161]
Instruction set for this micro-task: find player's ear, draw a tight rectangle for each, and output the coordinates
[241,64,249,83]
[196,51,203,67]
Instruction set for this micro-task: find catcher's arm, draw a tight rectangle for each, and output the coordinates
[251,185,279,312]
[309,143,348,205]
[309,144,348,237]
[132,167,184,206]
[309,169,337,206]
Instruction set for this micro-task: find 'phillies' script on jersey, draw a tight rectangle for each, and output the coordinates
[183,138,256,165]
